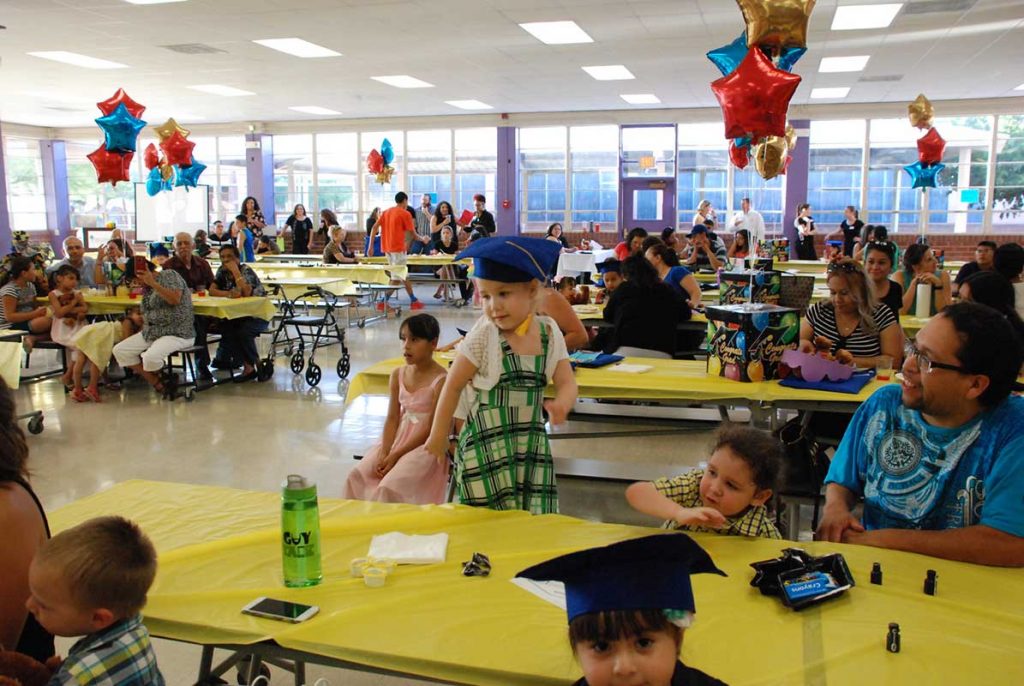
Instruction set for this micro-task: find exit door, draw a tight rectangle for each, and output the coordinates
[620,178,676,236]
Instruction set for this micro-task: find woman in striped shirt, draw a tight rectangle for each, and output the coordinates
[799,258,903,368]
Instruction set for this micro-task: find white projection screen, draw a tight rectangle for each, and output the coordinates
[134,184,211,242]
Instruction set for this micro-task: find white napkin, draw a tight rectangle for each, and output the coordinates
[367,532,448,564]
[608,364,654,374]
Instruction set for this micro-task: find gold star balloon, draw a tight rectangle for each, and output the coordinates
[153,117,191,142]
[754,135,789,180]
[737,0,817,49]
[908,94,934,130]
[785,124,797,151]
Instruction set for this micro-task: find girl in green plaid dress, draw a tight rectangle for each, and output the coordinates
[427,237,577,514]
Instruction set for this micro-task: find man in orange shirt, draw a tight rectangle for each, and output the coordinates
[367,191,424,310]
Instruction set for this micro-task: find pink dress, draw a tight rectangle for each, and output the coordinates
[343,371,449,504]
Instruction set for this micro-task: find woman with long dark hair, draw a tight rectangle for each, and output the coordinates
[900,243,951,315]
[240,196,266,238]
[794,203,817,260]
[285,203,313,254]
[430,202,455,245]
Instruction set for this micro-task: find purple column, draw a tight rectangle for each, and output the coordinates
[245,133,275,224]
[40,139,71,254]
[495,126,517,235]
[0,122,12,254]
[782,119,810,258]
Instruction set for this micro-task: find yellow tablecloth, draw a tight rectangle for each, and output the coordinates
[252,264,408,285]
[69,295,277,321]
[262,277,358,298]
[49,480,1024,686]
[0,340,22,388]
[361,255,460,266]
[346,356,889,406]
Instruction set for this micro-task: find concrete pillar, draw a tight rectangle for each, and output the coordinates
[495,126,517,235]
[40,139,71,254]
[0,122,12,254]
[782,119,810,258]
[245,133,275,225]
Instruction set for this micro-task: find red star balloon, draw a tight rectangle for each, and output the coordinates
[366,149,384,174]
[737,0,816,49]
[96,88,145,118]
[159,130,195,168]
[917,127,946,165]
[711,47,802,140]
[143,143,160,170]
[87,144,133,186]
[729,140,750,170]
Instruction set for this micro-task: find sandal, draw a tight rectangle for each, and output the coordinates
[70,389,90,403]
[84,388,103,403]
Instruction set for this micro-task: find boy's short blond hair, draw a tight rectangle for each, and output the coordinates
[36,516,157,618]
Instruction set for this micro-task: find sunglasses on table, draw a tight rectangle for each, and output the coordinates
[904,339,970,375]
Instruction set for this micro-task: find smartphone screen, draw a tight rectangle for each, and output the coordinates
[133,256,149,274]
[243,598,316,621]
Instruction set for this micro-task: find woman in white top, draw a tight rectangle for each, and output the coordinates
[691,200,715,229]
[794,203,817,260]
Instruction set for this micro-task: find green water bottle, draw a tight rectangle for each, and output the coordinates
[281,474,322,587]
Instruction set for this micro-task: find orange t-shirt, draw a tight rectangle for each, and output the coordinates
[380,207,414,254]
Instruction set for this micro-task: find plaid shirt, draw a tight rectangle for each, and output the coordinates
[654,469,781,539]
[49,614,164,686]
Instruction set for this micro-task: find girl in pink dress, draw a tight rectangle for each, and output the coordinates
[343,314,449,504]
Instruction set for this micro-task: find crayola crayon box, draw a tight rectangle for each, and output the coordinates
[705,304,800,382]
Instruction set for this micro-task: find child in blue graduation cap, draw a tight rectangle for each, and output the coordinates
[517,534,728,686]
[426,236,578,514]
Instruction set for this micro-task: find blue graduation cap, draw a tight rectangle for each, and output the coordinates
[516,534,725,623]
[456,236,561,283]
[595,258,622,274]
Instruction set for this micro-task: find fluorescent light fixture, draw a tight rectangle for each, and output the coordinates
[27,51,128,69]
[123,0,188,4]
[446,100,493,110]
[810,87,851,99]
[819,55,870,73]
[1015,83,1024,91]
[831,3,902,30]
[519,20,593,45]
[583,65,635,81]
[188,84,255,96]
[620,93,661,105]
[371,75,434,88]
[253,38,340,58]
[289,106,341,115]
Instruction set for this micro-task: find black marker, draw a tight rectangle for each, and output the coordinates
[886,623,901,653]
[924,569,937,596]
[870,562,882,585]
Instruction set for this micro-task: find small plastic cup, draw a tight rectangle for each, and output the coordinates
[876,355,894,382]
[350,557,369,578]
[197,289,207,298]
[363,566,387,588]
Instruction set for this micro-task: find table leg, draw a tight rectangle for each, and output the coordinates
[197,645,214,682]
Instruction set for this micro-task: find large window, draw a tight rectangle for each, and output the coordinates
[994,114,1024,232]
[316,133,358,231]
[3,137,48,232]
[808,120,865,228]
[213,136,248,222]
[406,129,452,209]
[454,128,497,217]
[570,125,618,231]
[678,123,727,227]
[623,125,676,178]
[519,127,567,232]
[273,134,314,227]
[66,138,138,234]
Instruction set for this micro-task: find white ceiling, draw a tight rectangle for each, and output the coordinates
[1,0,1023,129]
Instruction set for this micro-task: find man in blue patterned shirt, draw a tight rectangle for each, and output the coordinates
[817,302,1024,567]
[26,516,164,685]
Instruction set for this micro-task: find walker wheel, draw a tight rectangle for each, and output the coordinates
[358,318,366,329]
[27,416,44,434]
[290,352,305,374]
[305,363,322,387]
[257,359,274,382]
[337,355,350,379]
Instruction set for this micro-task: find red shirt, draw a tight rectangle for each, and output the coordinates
[380,207,414,254]
[614,242,630,261]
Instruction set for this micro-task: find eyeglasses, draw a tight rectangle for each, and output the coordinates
[904,340,970,375]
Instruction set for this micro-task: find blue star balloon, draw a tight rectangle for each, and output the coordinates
[95,103,146,154]
[381,138,395,164]
[903,161,945,190]
[174,159,207,190]
[145,167,163,197]
[734,136,752,149]
[706,32,748,77]
[769,46,807,73]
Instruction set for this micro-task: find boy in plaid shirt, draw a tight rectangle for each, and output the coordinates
[26,516,164,685]
[627,425,783,539]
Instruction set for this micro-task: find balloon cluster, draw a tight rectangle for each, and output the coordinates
[366,138,395,184]
[708,1,815,179]
[904,94,946,190]
[88,89,146,186]
[143,117,207,196]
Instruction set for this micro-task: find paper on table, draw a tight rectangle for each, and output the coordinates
[367,532,449,564]
[915,283,932,319]
[608,364,654,373]
[510,578,566,610]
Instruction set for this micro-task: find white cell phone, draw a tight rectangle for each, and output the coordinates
[241,597,319,623]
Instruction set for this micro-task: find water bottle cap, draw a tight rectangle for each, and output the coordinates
[285,474,309,489]
[282,474,317,498]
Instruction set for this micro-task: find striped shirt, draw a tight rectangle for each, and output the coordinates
[49,614,164,686]
[805,301,897,358]
[0,281,38,327]
[654,469,781,539]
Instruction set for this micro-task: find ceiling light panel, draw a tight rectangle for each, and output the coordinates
[583,65,635,81]
[831,4,903,30]
[810,87,851,99]
[819,55,871,73]
[27,51,128,69]
[253,38,341,58]
[187,84,255,96]
[446,100,493,110]
[620,93,661,105]
[289,106,341,115]
[519,21,593,45]
[371,75,434,88]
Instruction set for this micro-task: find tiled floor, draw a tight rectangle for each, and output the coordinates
[16,292,729,685]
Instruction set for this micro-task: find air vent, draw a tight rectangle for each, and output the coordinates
[161,43,226,55]
[903,0,975,15]
[859,74,903,83]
